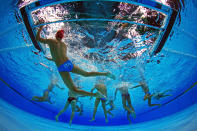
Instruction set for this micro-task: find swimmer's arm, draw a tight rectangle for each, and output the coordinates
[130,84,142,89]
[90,87,96,100]
[36,26,52,44]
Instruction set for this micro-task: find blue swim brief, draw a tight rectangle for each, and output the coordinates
[44,89,50,93]
[146,92,151,95]
[58,60,74,72]
[100,97,107,102]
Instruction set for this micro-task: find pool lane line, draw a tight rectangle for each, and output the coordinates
[137,81,197,117]
[0,77,56,114]
[0,45,33,53]
[163,48,197,59]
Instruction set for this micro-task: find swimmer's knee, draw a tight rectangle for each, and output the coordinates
[73,88,77,92]
[72,88,80,93]
[123,105,127,109]
[94,105,99,108]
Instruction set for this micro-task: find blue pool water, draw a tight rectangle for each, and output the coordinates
[0,0,197,130]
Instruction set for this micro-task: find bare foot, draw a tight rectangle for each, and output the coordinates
[131,111,136,119]
[128,119,132,124]
[106,72,116,80]
[89,118,95,122]
[105,118,109,123]
[69,120,72,126]
[55,115,59,122]
[31,97,36,101]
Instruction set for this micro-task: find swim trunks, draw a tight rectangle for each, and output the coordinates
[44,89,50,93]
[58,60,74,72]
[122,93,130,98]
[100,97,107,102]
[146,92,151,95]
[68,97,77,103]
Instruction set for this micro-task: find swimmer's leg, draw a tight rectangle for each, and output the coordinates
[90,98,100,122]
[127,111,132,124]
[107,108,114,117]
[127,97,135,111]
[59,72,101,97]
[47,97,53,104]
[55,101,70,121]
[191,82,197,88]
[71,65,116,80]
[32,96,45,102]
[69,100,76,126]
[144,93,153,101]
[122,96,133,113]
[127,96,136,118]
[43,90,49,98]
[79,104,83,116]
[148,97,161,107]
[75,105,81,112]
[101,100,108,123]
[43,90,52,104]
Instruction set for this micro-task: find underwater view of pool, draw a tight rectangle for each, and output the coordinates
[0,0,197,130]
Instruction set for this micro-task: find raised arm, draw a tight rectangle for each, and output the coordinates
[36,26,50,44]
[129,84,142,89]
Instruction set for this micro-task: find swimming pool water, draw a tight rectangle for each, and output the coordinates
[0,0,197,130]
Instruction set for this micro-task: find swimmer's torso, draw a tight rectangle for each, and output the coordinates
[119,87,129,95]
[48,39,69,66]
[95,84,107,96]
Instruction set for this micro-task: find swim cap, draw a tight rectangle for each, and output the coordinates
[55,30,64,39]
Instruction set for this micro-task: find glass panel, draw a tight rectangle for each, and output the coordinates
[31,1,166,28]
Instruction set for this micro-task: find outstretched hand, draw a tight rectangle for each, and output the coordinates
[44,56,53,61]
